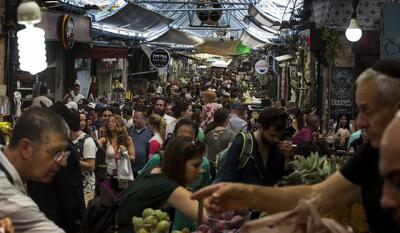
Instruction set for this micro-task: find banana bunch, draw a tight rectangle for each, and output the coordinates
[0,121,12,135]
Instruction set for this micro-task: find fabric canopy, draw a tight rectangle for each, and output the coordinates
[196,40,238,56]
[95,2,172,35]
[148,28,204,46]
[248,4,278,28]
[240,30,267,48]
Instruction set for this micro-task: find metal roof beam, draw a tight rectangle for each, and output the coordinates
[134,1,252,5]
[156,7,248,12]
[177,27,242,30]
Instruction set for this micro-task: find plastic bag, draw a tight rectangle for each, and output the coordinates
[117,150,134,188]
[241,199,349,233]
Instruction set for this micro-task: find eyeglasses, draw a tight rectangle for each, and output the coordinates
[47,150,71,162]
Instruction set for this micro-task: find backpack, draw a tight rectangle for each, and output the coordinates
[75,134,108,183]
[214,131,254,174]
[84,180,122,233]
[84,174,139,233]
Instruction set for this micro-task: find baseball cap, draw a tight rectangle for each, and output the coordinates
[231,101,243,111]
[65,101,78,111]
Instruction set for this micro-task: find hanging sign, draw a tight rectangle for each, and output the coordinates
[150,48,170,69]
[255,59,268,74]
[330,68,354,120]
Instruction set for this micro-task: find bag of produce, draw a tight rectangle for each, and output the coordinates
[240,199,349,233]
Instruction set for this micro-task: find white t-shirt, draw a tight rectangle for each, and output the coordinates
[163,114,176,125]
[165,119,178,140]
[73,133,97,193]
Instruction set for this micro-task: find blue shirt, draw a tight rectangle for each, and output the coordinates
[129,126,152,172]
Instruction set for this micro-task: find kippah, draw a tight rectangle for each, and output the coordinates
[371,59,400,79]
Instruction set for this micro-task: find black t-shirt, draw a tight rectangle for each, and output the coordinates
[340,143,400,233]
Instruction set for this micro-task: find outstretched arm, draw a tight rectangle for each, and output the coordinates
[192,171,361,214]
[168,187,208,224]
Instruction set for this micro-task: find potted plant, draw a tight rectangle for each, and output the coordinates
[278,153,368,233]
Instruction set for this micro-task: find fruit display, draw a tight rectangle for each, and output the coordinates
[193,209,251,233]
[171,227,190,233]
[0,121,11,135]
[132,208,171,233]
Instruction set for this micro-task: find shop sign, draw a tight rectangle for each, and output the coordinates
[255,59,268,74]
[330,68,354,120]
[150,48,170,68]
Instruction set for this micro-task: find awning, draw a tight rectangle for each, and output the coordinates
[95,2,173,35]
[196,40,238,56]
[248,4,278,28]
[244,15,278,35]
[148,28,204,46]
[240,31,265,48]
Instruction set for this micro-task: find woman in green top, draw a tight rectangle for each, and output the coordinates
[139,119,211,231]
[140,119,211,191]
[117,136,208,233]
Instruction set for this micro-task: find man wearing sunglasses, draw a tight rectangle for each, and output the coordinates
[0,107,69,233]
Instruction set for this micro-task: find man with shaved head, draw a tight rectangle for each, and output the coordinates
[380,111,400,223]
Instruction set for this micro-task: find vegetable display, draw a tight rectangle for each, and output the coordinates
[132,208,171,233]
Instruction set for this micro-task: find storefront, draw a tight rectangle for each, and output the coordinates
[9,10,91,111]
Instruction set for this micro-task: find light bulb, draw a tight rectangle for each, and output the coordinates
[17,25,47,75]
[345,18,362,42]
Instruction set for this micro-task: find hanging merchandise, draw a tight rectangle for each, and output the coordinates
[0,85,10,117]
[0,96,10,117]
[14,92,22,118]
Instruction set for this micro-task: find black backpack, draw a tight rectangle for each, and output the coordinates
[84,178,138,233]
[75,134,108,184]
[84,181,121,233]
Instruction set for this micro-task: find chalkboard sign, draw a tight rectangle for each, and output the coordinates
[150,48,170,68]
[330,68,354,120]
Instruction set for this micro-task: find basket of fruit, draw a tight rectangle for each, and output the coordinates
[132,208,171,233]
[194,209,251,233]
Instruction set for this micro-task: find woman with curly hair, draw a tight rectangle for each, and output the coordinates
[98,114,135,190]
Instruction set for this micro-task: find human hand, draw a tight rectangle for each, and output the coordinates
[119,145,127,153]
[279,141,293,160]
[0,217,14,233]
[191,183,251,213]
